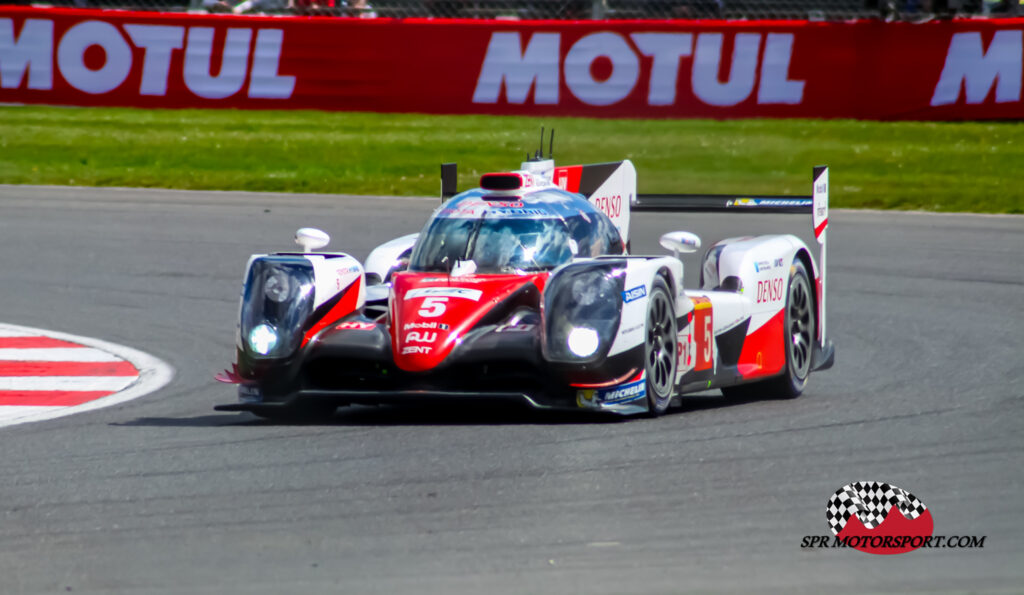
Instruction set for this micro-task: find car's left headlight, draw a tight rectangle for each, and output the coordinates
[543,263,625,363]
[240,257,315,360]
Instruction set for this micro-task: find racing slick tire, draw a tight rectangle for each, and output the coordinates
[644,277,678,416]
[722,259,815,400]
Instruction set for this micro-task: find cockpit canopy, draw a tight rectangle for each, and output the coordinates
[409,189,624,275]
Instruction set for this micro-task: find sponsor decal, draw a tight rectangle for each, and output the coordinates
[756,278,785,304]
[622,285,647,303]
[406,287,483,301]
[0,18,295,100]
[439,205,546,218]
[618,323,643,337]
[592,194,623,219]
[596,378,646,404]
[753,257,782,272]
[405,331,437,343]
[335,321,375,331]
[732,198,813,208]
[401,346,432,355]
[799,482,987,555]
[403,322,450,331]
[473,32,804,108]
[238,383,262,403]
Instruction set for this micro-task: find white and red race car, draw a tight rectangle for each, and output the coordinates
[217,147,834,418]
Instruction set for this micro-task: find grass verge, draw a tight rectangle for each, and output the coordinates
[1,105,1019,213]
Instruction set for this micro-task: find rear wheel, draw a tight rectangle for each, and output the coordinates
[722,259,815,399]
[644,278,677,416]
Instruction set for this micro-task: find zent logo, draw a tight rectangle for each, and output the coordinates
[401,346,432,355]
[827,481,934,555]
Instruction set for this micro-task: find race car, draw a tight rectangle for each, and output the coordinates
[216,145,834,418]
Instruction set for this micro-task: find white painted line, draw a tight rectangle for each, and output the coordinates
[0,348,122,362]
[0,328,34,338]
[0,376,134,391]
[0,406,54,424]
[0,323,174,429]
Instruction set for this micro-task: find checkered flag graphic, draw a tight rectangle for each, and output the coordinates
[826,482,927,535]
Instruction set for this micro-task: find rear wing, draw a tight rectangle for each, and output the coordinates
[634,166,830,353]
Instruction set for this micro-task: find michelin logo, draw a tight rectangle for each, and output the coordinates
[597,379,646,404]
[622,285,647,303]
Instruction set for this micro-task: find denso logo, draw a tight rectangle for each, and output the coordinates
[473,31,805,107]
[757,278,785,303]
[0,18,295,99]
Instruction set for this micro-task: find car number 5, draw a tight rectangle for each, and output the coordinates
[418,297,448,317]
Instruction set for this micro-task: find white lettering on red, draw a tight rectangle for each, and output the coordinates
[630,33,693,106]
[692,33,760,107]
[564,32,638,106]
[184,27,251,99]
[124,24,184,96]
[931,30,1022,106]
[405,331,437,343]
[758,33,805,105]
[0,18,53,90]
[472,31,559,105]
[248,28,295,99]
[473,31,803,108]
[0,18,295,100]
[58,20,133,94]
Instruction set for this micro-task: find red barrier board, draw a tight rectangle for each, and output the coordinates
[1,6,1022,119]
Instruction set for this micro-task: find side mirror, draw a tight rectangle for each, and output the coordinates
[295,228,330,253]
[659,231,701,256]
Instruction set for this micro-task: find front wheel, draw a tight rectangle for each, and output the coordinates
[644,278,677,416]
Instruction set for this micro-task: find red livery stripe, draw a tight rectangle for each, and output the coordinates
[0,391,114,407]
[0,361,139,377]
[0,337,86,349]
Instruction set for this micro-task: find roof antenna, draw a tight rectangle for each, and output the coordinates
[535,126,545,160]
[548,129,555,159]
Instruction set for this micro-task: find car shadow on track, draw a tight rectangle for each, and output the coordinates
[117,404,624,427]
[116,391,780,428]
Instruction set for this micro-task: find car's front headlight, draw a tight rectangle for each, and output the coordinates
[544,263,625,363]
[240,257,315,360]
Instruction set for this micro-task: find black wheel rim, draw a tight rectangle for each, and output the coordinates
[646,290,676,398]
[788,273,813,379]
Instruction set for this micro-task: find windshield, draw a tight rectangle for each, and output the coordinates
[409,216,572,274]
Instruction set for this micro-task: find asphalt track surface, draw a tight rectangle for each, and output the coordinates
[0,185,1021,594]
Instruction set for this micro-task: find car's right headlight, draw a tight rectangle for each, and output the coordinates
[543,263,625,363]
[240,257,315,360]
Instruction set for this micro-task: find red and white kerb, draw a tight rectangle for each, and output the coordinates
[0,323,172,427]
